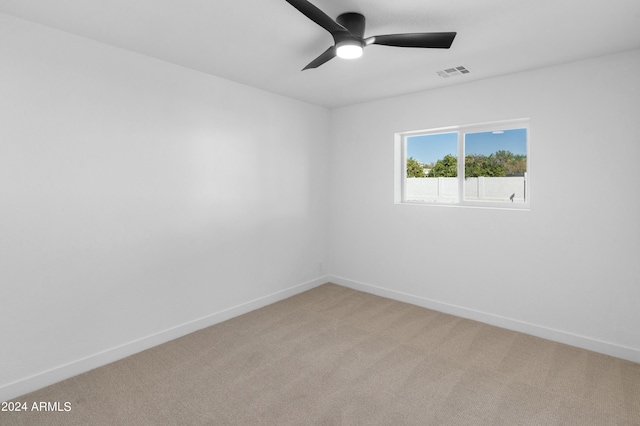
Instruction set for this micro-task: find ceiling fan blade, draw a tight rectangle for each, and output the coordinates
[302,46,336,70]
[367,32,457,48]
[285,0,348,36]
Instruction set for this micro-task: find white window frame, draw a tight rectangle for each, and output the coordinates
[394,118,530,210]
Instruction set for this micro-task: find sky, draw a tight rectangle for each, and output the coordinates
[407,128,527,165]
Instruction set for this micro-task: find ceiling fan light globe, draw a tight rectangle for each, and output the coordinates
[336,42,363,59]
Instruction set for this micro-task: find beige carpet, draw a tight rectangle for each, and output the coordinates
[2,283,639,425]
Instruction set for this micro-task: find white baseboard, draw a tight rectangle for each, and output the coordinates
[329,275,640,364]
[0,276,329,402]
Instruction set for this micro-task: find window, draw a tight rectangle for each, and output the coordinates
[395,119,529,209]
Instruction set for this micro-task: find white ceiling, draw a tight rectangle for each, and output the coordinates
[1,0,639,108]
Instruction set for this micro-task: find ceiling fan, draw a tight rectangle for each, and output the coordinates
[285,0,457,70]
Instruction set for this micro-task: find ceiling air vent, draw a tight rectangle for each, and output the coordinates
[436,66,470,78]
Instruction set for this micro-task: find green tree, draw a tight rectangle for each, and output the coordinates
[465,154,505,177]
[425,151,526,178]
[493,150,526,175]
[406,157,425,178]
[428,154,458,177]
[464,151,526,177]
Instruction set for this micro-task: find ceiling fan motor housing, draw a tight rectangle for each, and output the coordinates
[336,12,365,38]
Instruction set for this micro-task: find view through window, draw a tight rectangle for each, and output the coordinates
[397,119,529,209]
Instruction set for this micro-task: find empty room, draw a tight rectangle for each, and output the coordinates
[1,0,639,424]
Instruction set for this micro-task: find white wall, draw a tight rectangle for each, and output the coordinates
[328,49,640,362]
[0,14,329,400]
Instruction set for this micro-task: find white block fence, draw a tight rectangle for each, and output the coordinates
[406,176,526,203]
